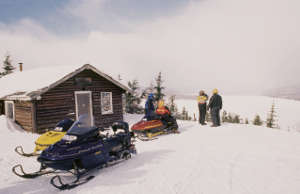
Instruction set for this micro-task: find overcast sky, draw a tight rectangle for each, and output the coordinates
[0,0,299,95]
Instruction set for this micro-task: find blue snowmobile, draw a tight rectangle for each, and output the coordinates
[12,115,137,190]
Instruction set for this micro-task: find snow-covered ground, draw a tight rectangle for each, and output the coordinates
[176,96,300,131]
[1,112,300,194]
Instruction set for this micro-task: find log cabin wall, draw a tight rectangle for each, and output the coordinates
[14,101,34,132]
[35,69,124,133]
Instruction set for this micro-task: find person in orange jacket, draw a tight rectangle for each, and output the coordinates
[156,100,170,115]
[156,100,178,130]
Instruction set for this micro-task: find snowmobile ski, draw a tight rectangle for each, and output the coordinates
[50,150,134,190]
[135,127,179,141]
[50,174,95,190]
[12,164,55,178]
[14,146,39,157]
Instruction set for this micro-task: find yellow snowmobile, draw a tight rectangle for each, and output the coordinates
[15,118,74,157]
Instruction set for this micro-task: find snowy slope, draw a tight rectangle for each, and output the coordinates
[176,96,300,131]
[1,114,300,194]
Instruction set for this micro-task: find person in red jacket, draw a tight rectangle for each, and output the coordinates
[156,100,170,115]
[156,100,178,130]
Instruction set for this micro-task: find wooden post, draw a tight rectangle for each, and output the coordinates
[19,63,23,72]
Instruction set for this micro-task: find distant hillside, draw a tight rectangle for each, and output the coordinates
[264,86,300,101]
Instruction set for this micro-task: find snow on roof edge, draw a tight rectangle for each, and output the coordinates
[0,64,130,101]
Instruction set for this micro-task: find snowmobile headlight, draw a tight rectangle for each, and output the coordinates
[62,135,77,142]
[54,127,63,132]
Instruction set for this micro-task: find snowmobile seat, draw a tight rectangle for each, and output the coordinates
[68,126,102,142]
[112,121,129,134]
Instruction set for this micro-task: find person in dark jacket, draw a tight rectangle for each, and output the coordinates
[145,93,155,121]
[208,89,222,127]
[197,90,208,125]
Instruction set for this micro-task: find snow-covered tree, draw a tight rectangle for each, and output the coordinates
[2,55,15,76]
[181,107,187,120]
[167,95,178,114]
[233,115,240,123]
[178,106,190,120]
[266,102,278,128]
[245,118,249,124]
[227,113,233,123]
[125,79,143,114]
[154,72,165,101]
[222,110,228,122]
[253,114,263,126]
[141,81,154,99]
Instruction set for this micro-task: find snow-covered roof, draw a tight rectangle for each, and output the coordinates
[0,64,130,101]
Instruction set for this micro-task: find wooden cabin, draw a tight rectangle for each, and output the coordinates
[0,64,129,133]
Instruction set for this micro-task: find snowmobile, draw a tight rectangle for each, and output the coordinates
[14,118,74,157]
[12,115,137,190]
[131,115,179,141]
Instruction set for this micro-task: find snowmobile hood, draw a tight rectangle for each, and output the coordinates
[35,131,66,146]
[131,120,163,131]
[39,138,104,162]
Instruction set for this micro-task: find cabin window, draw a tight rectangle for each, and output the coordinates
[101,92,113,115]
[5,101,15,120]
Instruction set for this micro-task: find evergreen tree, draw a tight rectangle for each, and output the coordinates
[141,81,154,99]
[222,110,228,123]
[181,106,188,120]
[253,114,263,126]
[266,102,277,128]
[233,115,240,123]
[2,55,15,76]
[227,113,233,123]
[125,79,143,113]
[154,72,165,101]
[167,95,178,115]
[245,118,249,124]
[186,111,190,120]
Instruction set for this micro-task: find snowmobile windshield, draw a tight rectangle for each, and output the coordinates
[54,118,74,132]
[66,115,94,136]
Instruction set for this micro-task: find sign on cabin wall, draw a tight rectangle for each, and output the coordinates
[101,92,113,115]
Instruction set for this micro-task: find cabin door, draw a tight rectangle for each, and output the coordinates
[75,91,94,126]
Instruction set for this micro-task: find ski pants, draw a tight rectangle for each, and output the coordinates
[211,107,221,126]
[198,104,207,124]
